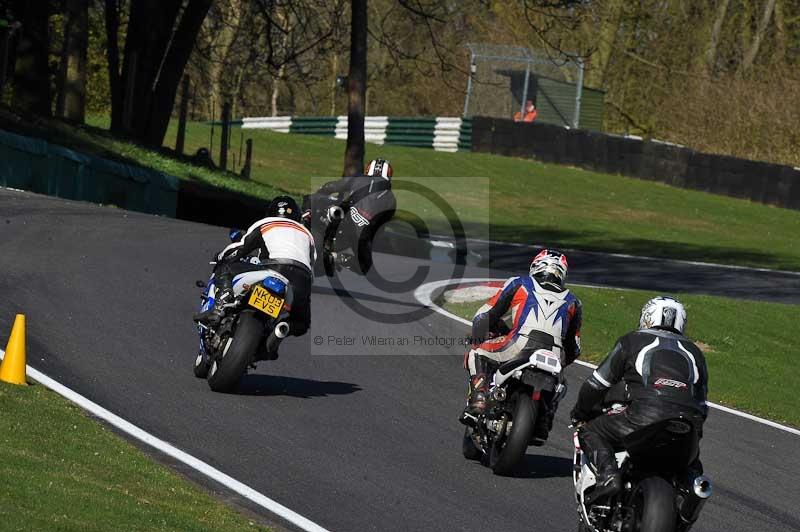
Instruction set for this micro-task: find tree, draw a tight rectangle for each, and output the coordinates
[10,0,51,116]
[56,0,89,123]
[105,0,212,147]
[343,0,366,176]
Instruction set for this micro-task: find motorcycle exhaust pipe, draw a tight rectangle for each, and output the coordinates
[326,205,344,223]
[693,475,713,499]
[490,387,506,402]
[274,321,290,338]
[265,321,290,357]
[678,475,712,524]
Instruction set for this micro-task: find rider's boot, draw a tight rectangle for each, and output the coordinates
[460,374,488,424]
[193,288,234,327]
[586,464,622,503]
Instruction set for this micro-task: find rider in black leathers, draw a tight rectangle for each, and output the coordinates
[571,296,708,502]
[302,158,396,274]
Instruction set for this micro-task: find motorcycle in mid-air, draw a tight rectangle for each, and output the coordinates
[573,409,712,532]
[193,231,295,392]
[461,346,567,475]
[305,193,387,276]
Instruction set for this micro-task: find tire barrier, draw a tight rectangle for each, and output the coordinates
[241,116,473,152]
[471,117,800,210]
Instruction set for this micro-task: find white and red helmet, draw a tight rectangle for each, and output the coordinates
[529,249,569,290]
[365,158,393,180]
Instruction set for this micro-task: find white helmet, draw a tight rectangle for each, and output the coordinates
[639,296,687,334]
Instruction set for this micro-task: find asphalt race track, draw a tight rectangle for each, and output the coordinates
[1,187,799,532]
[427,238,800,304]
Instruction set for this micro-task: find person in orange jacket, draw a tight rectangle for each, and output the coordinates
[514,100,537,122]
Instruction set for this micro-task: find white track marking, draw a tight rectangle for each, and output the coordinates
[0,349,332,532]
[414,278,800,437]
[427,235,800,277]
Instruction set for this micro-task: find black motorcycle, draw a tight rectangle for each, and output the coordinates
[303,193,384,276]
[573,414,712,532]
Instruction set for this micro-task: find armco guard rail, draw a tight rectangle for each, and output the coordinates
[242,116,472,152]
[471,117,800,210]
[0,129,178,216]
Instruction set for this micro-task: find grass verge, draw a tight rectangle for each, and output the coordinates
[5,112,795,271]
[0,382,269,531]
[155,120,800,272]
[438,284,799,428]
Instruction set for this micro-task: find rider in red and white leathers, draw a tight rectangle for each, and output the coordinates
[461,249,582,443]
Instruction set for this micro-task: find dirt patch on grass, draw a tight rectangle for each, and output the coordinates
[696,341,714,353]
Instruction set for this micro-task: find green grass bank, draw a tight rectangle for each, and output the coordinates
[0,382,270,531]
[3,113,792,272]
[153,120,800,272]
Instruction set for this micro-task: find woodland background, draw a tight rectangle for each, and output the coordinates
[3,0,800,167]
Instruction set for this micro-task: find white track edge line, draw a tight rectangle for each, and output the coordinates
[427,235,800,277]
[414,278,800,437]
[0,349,332,532]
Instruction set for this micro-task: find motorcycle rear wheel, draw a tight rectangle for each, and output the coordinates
[489,395,535,476]
[634,477,677,532]
[207,312,262,393]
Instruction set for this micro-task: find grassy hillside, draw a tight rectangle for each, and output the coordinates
[61,116,800,271]
[161,120,800,271]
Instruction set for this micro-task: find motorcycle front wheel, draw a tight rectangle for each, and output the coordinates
[489,394,535,476]
[207,312,262,393]
[634,477,677,532]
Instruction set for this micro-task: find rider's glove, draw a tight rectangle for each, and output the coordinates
[570,406,588,426]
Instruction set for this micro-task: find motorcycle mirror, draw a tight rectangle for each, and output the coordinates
[195,280,207,288]
[229,228,243,242]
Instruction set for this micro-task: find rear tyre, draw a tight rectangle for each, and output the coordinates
[462,427,482,461]
[635,477,677,532]
[207,313,262,393]
[489,395,535,476]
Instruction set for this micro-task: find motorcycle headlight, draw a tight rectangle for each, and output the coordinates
[262,276,286,295]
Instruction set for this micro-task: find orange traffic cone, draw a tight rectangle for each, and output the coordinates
[0,314,28,385]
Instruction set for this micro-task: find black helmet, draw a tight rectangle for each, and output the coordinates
[266,195,301,222]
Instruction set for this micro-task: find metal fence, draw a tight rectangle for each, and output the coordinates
[463,43,595,129]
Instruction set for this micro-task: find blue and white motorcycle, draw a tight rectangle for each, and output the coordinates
[193,231,294,392]
[462,347,567,475]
